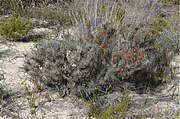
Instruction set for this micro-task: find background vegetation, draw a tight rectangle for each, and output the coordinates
[0,16,32,40]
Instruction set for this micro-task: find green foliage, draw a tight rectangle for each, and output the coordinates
[163,0,180,5]
[174,0,180,4]
[175,112,180,119]
[96,96,130,119]
[98,5,108,17]
[150,17,168,33]
[112,1,125,25]
[24,39,105,99]
[98,1,125,27]
[0,16,32,39]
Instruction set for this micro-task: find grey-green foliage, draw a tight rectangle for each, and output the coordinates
[24,0,179,101]
[25,39,118,99]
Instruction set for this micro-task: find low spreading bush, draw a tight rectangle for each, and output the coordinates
[0,16,32,40]
[25,38,120,99]
[25,0,179,100]
[24,23,176,100]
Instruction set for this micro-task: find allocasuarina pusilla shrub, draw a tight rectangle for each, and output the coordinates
[24,0,179,99]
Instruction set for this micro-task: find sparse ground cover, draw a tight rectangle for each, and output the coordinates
[0,0,179,119]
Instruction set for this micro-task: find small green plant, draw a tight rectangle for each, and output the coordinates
[96,96,130,119]
[163,0,180,5]
[0,16,32,40]
[174,0,180,4]
[150,17,168,33]
[175,112,180,119]
[97,1,125,28]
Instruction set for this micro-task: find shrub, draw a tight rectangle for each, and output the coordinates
[0,16,32,40]
[25,0,178,100]
[24,22,172,100]
[27,37,127,99]
[23,1,179,119]
[25,39,106,99]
